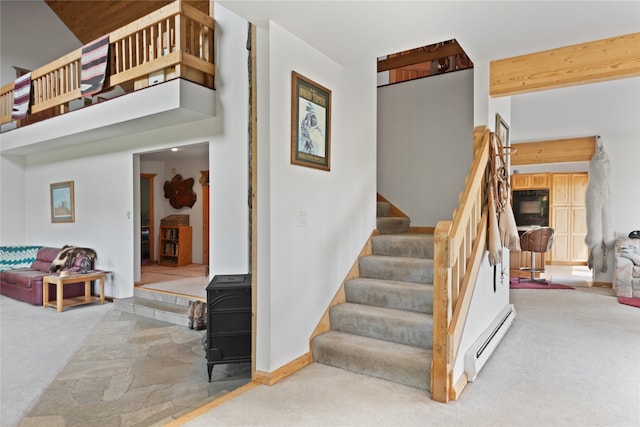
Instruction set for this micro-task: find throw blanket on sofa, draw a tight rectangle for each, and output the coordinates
[81,35,110,97]
[0,246,42,272]
[11,72,32,119]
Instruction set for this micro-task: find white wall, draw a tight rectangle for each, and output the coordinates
[453,63,513,381]
[0,0,80,87]
[377,69,474,227]
[256,22,377,372]
[0,155,26,244]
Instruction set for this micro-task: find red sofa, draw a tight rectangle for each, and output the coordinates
[0,247,87,305]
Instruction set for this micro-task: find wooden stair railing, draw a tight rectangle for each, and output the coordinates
[0,0,214,128]
[431,126,491,402]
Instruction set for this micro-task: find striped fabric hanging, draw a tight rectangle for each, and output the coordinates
[11,72,32,120]
[81,34,110,97]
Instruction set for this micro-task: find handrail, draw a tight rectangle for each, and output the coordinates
[0,0,214,128]
[432,126,491,402]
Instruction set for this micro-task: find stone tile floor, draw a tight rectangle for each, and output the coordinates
[19,309,251,427]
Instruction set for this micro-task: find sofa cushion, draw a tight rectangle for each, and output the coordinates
[30,247,63,272]
[0,246,43,271]
[1,268,45,289]
[621,252,640,266]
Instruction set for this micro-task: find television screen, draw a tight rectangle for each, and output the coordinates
[520,200,540,214]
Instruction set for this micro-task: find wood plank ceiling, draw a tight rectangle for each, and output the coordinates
[45,0,209,44]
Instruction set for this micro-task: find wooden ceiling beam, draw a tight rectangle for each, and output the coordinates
[490,32,640,97]
[511,136,595,166]
[377,41,465,73]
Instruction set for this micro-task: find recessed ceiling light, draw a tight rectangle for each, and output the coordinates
[171,148,178,152]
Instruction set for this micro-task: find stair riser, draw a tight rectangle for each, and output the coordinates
[312,333,430,390]
[376,202,391,217]
[113,299,190,327]
[359,256,433,284]
[345,279,433,314]
[372,235,434,259]
[376,217,410,234]
[134,288,193,307]
[330,305,432,349]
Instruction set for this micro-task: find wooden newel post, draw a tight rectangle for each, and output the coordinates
[432,220,452,402]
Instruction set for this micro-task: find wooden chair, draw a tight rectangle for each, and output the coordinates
[519,227,554,283]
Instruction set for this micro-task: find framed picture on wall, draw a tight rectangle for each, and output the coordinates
[291,71,332,171]
[495,113,509,147]
[50,181,75,223]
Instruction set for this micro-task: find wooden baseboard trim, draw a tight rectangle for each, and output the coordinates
[133,286,206,302]
[377,193,409,218]
[165,381,259,426]
[450,372,468,401]
[408,226,435,234]
[254,352,313,386]
[589,281,612,288]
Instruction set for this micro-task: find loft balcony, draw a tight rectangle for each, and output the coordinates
[0,0,215,155]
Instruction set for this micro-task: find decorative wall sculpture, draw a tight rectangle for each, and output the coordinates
[163,174,197,209]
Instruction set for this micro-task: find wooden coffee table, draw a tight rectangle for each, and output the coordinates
[43,271,106,312]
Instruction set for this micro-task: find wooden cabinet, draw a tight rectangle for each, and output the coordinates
[550,173,588,263]
[511,173,549,190]
[158,225,192,267]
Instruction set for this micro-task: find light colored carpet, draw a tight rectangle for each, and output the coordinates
[0,295,113,427]
[183,289,640,427]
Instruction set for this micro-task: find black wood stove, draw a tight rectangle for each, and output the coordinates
[205,274,251,381]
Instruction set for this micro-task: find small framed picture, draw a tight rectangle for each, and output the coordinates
[291,71,332,171]
[495,113,509,147]
[50,181,75,223]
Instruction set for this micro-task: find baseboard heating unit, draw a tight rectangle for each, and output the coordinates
[465,304,516,382]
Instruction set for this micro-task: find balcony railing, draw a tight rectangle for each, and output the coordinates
[0,0,214,129]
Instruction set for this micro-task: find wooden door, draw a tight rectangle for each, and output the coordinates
[550,173,588,264]
[552,206,571,261]
[140,174,156,263]
[200,171,210,267]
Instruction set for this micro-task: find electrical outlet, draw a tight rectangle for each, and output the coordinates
[297,211,308,227]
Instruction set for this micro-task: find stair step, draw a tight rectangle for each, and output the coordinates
[372,233,434,259]
[376,216,410,234]
[114,289,203,327]
[312,331,431,390]
[376,201,391,217]
[330,303,432,349]
[345,278,433,314]
[359,255,433,284]
[134,287,203,306]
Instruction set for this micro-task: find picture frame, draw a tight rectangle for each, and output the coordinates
[50,181,75,223]
[495,113,509,147]
[291,71,332,171]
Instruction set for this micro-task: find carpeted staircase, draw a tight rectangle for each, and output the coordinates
[312,201,434,390]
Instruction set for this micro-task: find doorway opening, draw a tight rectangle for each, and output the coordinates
[137,142,210,299]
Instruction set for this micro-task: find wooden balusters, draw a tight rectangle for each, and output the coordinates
[432,127,491,402]
[0,1,215,128]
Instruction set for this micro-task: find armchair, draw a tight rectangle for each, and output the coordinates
[519,227,554,283]
[613,237,640,298]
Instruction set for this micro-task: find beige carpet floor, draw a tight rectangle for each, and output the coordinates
[181,287,640,427]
